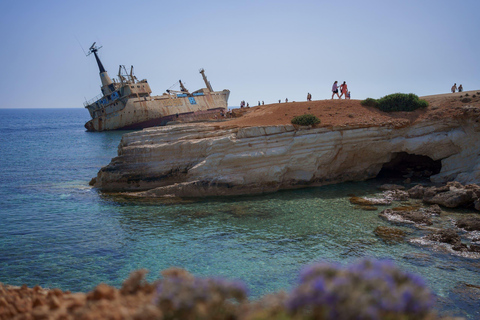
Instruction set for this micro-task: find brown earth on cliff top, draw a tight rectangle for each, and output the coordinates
[220,90,480,128]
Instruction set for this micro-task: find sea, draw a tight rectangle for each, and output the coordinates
[0,108,479,318]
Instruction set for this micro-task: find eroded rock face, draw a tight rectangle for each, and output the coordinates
[93,116,480,197]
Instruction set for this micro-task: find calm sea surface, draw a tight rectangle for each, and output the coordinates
[0,108,479,318]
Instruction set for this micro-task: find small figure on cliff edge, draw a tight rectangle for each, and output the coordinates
[451,83,457,93]
[339,81,348,99]
[458,84,463,92]
[285,98,288,103]
[331,81,340,99]
[307,93,312,101]
[346,91,351,99]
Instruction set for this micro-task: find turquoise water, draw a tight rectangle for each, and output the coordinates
[0,109,479,318]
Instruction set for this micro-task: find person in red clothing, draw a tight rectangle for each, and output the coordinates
[339,81,348,99]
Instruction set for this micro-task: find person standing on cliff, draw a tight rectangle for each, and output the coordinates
[339,81,348,99]
[458,84,463,92]
[331,81,340,99]
[307,93,312,101]
[451,83,457,93]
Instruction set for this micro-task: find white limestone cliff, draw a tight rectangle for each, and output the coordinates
[92,108,480,197]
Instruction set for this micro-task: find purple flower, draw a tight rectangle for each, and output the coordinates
[285,259,435,319]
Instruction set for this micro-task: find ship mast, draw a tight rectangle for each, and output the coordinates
[199,68,213,92]
[179,80,189,93]
[87,42,115,95]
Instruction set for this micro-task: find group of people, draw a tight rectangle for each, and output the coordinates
[331,81,350,99]
[451,83,463,93]
[242,81,350,107]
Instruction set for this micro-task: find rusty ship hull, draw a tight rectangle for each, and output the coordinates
[84,89,229,131]
[83,43,229,132]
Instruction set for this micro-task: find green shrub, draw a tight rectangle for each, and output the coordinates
[375,93,429,112]
[291,114,320,126]
[360,98,378,108]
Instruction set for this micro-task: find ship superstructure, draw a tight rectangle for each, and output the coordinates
[84,43,229,131]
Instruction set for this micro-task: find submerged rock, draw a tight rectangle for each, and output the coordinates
[374,226,407,243]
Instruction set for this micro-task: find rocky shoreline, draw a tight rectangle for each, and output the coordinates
[356,181,480,258]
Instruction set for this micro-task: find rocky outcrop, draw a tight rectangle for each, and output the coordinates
[379,205,441,226]
[455,217,480,231]
[92,109,480,197]
[425,229,480,253]
[407,182,480,210]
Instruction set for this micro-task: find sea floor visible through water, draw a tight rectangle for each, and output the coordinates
[0,108,479,319]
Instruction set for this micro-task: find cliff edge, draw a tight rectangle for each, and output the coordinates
[91,91,480,197]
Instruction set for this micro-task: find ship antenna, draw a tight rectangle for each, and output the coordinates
[87,42,106,73]
[74,35,87,56]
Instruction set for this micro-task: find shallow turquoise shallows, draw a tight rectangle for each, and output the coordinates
[0,109,478,318]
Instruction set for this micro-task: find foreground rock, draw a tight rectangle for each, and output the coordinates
[92,100,480,197]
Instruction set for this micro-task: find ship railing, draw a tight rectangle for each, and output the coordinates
[84,93,104,107]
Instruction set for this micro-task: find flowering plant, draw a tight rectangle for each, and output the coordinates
[286,259,436,320]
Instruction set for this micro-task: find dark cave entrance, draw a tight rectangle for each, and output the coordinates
[376,152,442,182]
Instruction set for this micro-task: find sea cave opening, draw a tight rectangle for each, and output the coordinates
[376,152,442,182]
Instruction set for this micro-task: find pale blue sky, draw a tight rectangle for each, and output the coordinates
[1,0,478,108]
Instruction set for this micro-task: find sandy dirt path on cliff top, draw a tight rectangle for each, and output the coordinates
[217,90,480,129]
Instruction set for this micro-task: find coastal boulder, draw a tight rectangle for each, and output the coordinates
[407,184,425,199]
[423,182,478,208]
[455,217,480,231]
[379,208,433,225]
[425,229,461,245]
[423,189,474,207]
